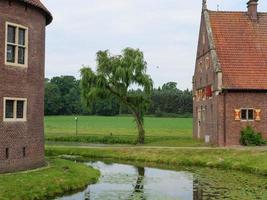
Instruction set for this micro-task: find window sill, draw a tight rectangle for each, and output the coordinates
[3,119,27,122]
[5,62,28,68]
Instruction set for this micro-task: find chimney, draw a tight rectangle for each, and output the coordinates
[247,0,259,20]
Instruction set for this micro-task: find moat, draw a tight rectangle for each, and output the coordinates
[55,161,227,200]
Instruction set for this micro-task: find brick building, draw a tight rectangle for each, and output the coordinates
[193,0,267,146]
[0,0,52,173]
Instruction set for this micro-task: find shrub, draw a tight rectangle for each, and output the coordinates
[240,126,266,146]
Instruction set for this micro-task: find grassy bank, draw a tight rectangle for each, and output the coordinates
[46,146,267,176]
[45,116,202,146]
[0,158,100,200]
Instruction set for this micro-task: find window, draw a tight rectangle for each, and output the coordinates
[202,106,206,122]
[3,98,27,121]
[5,148,9,159]
[5,22,28,67]
[5,100,14,119]
[248,109,254,120]
[240,109,254,121]
[17,100,25,118]
[23,147,26,157]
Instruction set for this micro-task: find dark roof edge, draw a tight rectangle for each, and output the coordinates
[21,0,52,25]
[208,10,267,15]
[222,88,267,93]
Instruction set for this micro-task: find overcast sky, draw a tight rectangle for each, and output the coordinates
[42,0,267,89]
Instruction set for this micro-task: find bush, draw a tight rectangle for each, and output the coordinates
[240,126,266,146]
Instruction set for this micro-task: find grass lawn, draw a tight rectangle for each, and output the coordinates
[45,116,202,147]
[0,158,99,200]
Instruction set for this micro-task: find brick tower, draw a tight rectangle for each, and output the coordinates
[0,0,52,173]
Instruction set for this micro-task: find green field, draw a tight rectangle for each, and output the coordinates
[45,116,202,146]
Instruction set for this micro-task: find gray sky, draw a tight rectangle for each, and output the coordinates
[43,0,267,89]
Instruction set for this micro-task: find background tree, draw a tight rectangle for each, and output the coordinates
[148,82,192,116]
[45,81,62,115]
[93,96,120,116]
[45,77,193,117]
[80,48,153,144]
[45,76,84,115]
[50,76,81,115]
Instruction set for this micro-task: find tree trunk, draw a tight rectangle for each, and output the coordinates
[134,112,145,144]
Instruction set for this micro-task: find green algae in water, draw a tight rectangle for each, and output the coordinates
[56,161,267,200]
[188,167,267,200]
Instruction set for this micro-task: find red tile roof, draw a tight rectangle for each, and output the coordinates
[20,0,52,25]
[209,11,267,90]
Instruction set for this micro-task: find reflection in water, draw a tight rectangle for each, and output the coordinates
[56,161,203,200]
[84,190,90,200]
[132,167,145,199]
[193,179,203,200]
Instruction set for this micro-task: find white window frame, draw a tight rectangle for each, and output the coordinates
[5,22,28,68]
[240,108,254,122]
[3,97,27,122]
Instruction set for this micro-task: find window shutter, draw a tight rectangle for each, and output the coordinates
[235,109,241,121]
[205,85,212,97]
[255,109,261,121]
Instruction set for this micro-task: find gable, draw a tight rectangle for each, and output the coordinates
[196,15,210,59]
[193,12,221,94]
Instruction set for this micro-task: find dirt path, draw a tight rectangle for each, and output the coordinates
[46,141,267,151]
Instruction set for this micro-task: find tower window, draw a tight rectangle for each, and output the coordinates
[5,148,9,159]
[23,147,26,157]
[3,98,27,121]
[5,22,28,67]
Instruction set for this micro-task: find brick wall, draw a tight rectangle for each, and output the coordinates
[224,92,267,146]
[0,0,46,173]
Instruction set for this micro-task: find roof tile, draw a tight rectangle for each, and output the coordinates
[209,11,267,90]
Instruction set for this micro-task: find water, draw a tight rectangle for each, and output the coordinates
[56,161,203,200]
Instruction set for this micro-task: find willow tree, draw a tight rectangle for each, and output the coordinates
[80,48,153,144]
